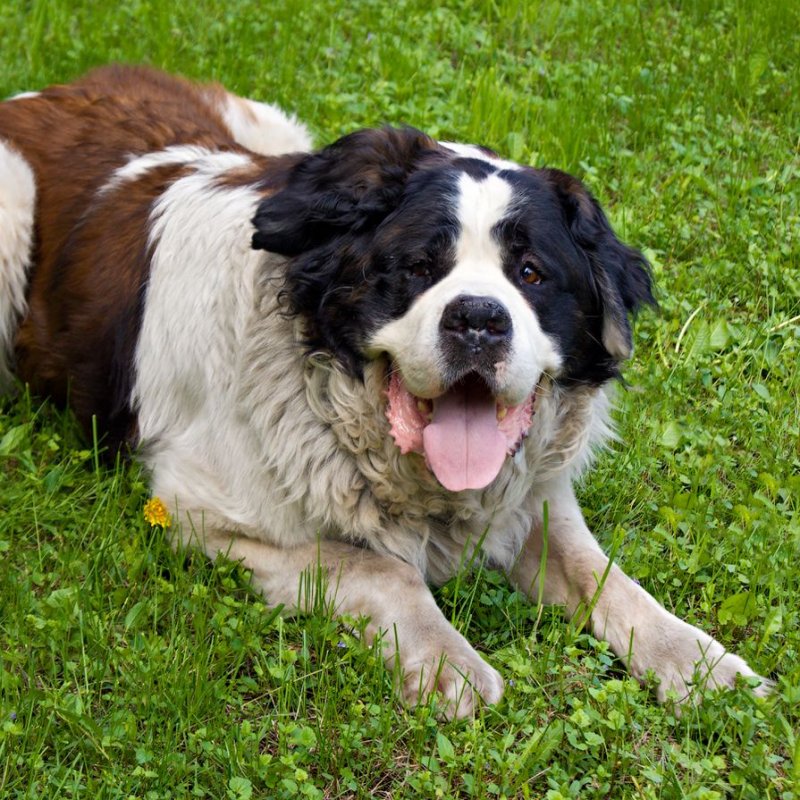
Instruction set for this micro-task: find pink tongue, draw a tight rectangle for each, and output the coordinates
[422,383,507,492]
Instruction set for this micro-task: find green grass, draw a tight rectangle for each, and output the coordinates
[1,0,799,797]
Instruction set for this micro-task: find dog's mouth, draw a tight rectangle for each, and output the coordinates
[386,370,535,492]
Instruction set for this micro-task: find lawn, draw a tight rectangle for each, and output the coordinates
[0,0,798,797]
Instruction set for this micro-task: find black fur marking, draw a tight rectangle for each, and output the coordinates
[253,128,459,373]
[451,157,496,182]
[252,126,445,256]
[498,168,654,385]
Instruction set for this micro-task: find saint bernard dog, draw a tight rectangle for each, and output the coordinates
[0,65,768,717]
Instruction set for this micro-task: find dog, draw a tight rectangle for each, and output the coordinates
[0,65,768,717]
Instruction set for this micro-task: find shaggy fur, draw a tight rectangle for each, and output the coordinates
[0,66,768,717]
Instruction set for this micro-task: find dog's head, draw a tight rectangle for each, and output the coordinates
[252,127,654,490]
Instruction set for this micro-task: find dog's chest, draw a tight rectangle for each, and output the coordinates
[303,358,541,574]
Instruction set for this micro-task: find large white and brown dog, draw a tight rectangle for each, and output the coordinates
[0,66,767,717]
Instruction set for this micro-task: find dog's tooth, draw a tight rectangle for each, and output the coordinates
[497,406,508,421]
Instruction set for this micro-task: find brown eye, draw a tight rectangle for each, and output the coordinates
[520,259,543,285]
[410,260,432,279]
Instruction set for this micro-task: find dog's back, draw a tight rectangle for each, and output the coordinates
[0,66,311,440]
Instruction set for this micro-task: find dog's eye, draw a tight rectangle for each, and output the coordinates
[409,260,432,279]
[520,258,543,286]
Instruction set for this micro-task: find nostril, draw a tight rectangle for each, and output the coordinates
[441,295,512,339]
[484,308,512,336]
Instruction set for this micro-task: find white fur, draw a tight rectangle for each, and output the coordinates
[368,172,561,404]
[440,141,521,171]
[134,152,283,531]
[213,92,313,156]
[100,96,312,199]
[6,91,40,101]
[98,145,220,196]
[0,140,36,389]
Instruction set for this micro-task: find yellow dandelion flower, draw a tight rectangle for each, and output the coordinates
[143,497,172,528]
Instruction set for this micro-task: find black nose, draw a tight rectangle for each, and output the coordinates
[440,295,513,351]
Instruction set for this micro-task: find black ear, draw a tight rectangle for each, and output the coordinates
[545,169,655,361]
[252,126,442,256]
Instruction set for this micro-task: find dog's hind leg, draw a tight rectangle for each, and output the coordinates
[0,139,36,391]
[196,530,504,719]
[510,475,771,703]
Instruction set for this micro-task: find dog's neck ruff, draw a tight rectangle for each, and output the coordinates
[385,371,535,492]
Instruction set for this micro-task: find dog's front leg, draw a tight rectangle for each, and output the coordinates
[198,531,503,718]
[509,476,769,702]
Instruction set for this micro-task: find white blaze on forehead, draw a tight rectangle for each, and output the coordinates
[452,172,513,281]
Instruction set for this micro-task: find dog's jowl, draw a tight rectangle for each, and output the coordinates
[0,66,768,717]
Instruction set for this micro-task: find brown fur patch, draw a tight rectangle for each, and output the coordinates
[0,65,251,447]
[16,163,191,445]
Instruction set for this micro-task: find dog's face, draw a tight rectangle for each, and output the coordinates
[252,128,653,490]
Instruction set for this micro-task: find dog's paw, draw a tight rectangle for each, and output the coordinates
[645,622,771,704]
[397,639,504,720]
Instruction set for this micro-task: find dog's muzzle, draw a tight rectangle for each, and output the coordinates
[439,295,512,383]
